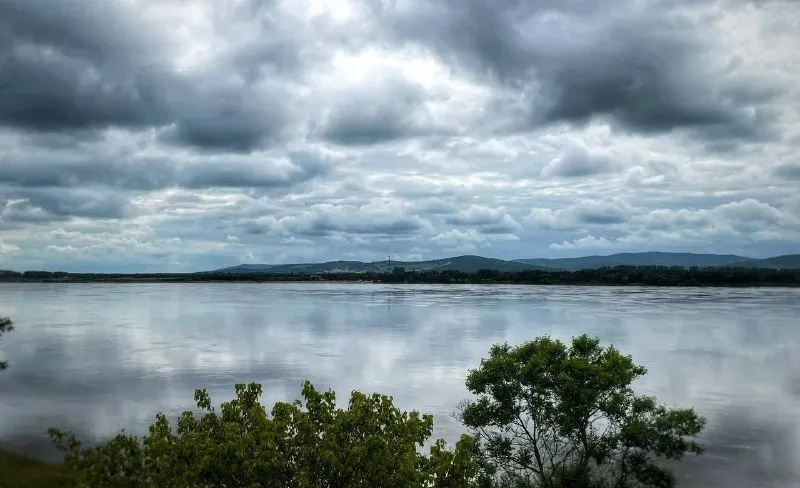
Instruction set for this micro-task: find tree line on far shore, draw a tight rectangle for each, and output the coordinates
[1,315,706,487]
[1,264,799,286]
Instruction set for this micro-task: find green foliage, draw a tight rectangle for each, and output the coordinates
[50,381,478,488]
[460,335,705,488]
[0,315,12,370]
[29,333,706,487]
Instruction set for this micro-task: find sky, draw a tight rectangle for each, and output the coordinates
[0,0,799,273]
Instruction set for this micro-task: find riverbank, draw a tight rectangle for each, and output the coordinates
[0,447,73,488]
[1,265,799,287]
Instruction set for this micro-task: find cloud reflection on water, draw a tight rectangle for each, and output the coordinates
[0,283,798,487]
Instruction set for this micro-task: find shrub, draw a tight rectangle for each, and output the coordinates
[50,381,478,488]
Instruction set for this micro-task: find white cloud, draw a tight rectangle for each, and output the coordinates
[539,142,616,179]
[550,236,615,251]
[0,239,20,255]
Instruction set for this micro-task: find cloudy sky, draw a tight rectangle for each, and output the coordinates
[0,0,798,272]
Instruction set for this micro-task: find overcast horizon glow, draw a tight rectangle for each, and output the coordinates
[1,0,799,273]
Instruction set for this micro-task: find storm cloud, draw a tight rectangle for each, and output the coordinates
[379,0,784,138]
[0,0,797,271]
[0,0,292,151]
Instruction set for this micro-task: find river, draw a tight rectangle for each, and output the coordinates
[0,283,798,487]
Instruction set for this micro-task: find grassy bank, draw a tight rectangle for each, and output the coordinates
[0,448,74,488]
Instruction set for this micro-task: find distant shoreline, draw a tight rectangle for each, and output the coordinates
[1,280,797,288]
[1,265,799,287]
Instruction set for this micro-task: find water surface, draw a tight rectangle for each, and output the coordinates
[1,283,798,487]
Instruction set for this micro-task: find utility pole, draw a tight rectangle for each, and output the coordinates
[388,254,391,270]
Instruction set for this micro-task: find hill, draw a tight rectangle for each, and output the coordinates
[216,264,278,273]
[214,255,549,274]
[392,255,550,273]
[217,261,368,274]
[726,254,800,269]
[213,252,800,275]
[513,252,755,270]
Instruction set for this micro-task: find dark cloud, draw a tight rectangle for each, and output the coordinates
[527,199,633,230]
[379,0,561,82]
[0,151,331,196]
[316,76,434,146]
[774,163,800,179]
[1,188,133,221]
[478,220,522,235]
[445,205,503,226]
[0,0,289,152]
[380,0,782,139]
[0,0,787,152]
[297,216,425,237]
[0,51,168,131]
[0,157,175,191]
[244,225,269,236]
[158,79,289,153]
[575,204,629,225]
[276,203,430,237]
[0,0,171,130]
[177,154,330,190]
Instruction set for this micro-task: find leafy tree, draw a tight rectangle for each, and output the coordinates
[460,335,705,488]
[0,315,12,370]
[50,381,478,488]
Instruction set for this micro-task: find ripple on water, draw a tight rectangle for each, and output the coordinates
[0,283,798,487]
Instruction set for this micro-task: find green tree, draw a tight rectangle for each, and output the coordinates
[0,315,12,370]
[50,381,478,488]
[460,334,705,488]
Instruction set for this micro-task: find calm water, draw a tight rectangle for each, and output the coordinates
[0,283,798,486]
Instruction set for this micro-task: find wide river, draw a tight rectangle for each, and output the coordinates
[0,283,798,486]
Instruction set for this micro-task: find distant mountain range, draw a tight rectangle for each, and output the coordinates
[512,252,794,270]
[216,255,549,274]
[214,252,800,274]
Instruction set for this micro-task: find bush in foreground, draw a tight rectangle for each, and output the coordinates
[49,381,478,488]
[461,334,706,488]
[44,334,705,488]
